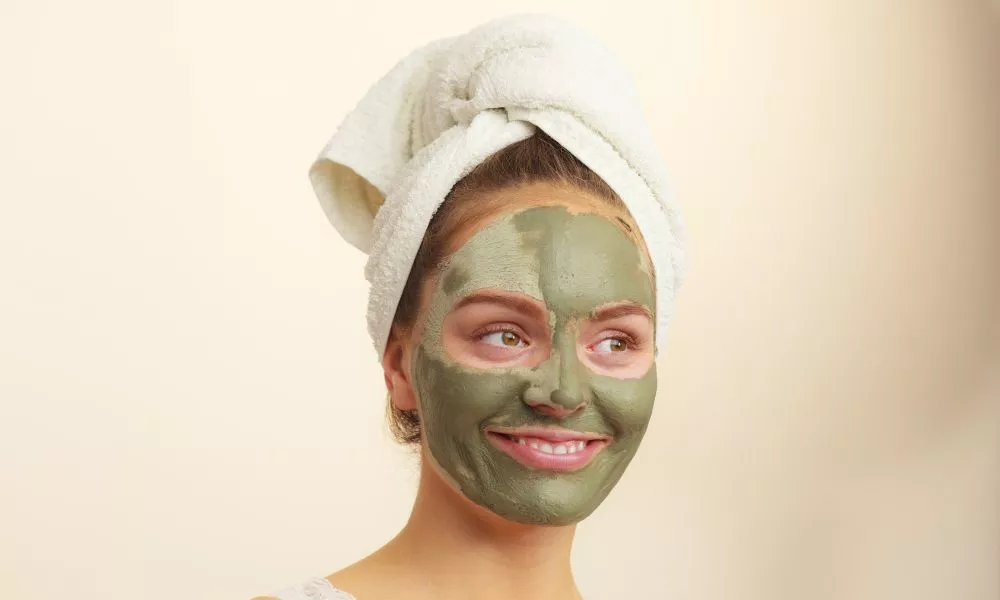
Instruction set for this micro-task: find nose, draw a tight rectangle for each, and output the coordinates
[523,331,592,418]
[532,388,587,418]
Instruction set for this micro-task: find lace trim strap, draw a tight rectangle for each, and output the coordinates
[271,577,357,600]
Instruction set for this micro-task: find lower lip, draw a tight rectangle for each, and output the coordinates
[485,432,608,472]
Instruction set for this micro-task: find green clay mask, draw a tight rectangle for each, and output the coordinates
[411,205,656,525]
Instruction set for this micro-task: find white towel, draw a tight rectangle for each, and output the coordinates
[308,13,688,360]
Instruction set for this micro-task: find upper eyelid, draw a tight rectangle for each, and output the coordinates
[589,326,642,342]
[452,305,545,330]
[584,315,650,336]
[473,322,530,340]
[590,329,631,341]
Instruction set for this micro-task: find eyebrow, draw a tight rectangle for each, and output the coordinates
[589,302,652,322]
[452,291,548,320]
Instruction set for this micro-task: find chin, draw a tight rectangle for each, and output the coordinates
[469,483,610,527]
[485,498,599,526]
[510,509,591,527]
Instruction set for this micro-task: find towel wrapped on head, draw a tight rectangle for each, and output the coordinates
[308,13,688,360]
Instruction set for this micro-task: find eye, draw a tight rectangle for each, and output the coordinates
[592,336,630,354]
[481,330,527,348]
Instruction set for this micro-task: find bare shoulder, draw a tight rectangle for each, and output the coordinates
[327,552,416,599]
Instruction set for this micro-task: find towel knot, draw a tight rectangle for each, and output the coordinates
[307,13,688,361]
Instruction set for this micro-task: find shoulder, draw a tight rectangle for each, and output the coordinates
[252,577,357,600]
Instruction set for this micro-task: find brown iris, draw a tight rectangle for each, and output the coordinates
[501,331,522,346]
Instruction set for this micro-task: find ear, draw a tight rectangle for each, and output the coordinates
[382,325,417,411]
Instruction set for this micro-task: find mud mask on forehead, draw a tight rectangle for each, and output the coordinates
[410,205,656,526]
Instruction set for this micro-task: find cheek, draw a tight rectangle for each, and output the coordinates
[581,349,655,380]
[411,345,529,435]
[591,367,657,437]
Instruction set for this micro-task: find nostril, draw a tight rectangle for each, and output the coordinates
[521,383,588,418]
[527,400,582,419]
[550,389,588,411]
[522,386,548,407]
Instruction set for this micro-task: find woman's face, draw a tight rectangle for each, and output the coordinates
[397,183,656,526]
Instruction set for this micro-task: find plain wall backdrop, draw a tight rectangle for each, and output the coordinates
[1,1,998,599]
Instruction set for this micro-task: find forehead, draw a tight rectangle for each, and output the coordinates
[438,205,654,313]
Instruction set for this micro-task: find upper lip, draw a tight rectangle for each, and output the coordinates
[485,425,611,443]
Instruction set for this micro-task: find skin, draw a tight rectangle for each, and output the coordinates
[413,205,657,525]
[253,183,659,600]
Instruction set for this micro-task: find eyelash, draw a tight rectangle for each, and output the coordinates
[472,323,529,344]
[470,325,639,349]
[593,330,639,350]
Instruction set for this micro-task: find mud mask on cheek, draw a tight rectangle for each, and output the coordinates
[410,206,656,526]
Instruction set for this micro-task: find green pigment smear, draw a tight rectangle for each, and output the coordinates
[412,206,657,525]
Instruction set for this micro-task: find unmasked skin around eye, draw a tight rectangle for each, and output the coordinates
[410,202,657,526]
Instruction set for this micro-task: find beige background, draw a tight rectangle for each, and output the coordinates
[1,1,998,599]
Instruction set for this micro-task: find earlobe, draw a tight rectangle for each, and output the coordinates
[392,383,418,411]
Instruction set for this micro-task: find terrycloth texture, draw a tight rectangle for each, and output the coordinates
[308,13,688,360]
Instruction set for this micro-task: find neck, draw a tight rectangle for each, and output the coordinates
[388,456,581,600]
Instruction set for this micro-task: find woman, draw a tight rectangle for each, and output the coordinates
[259,14,686,600]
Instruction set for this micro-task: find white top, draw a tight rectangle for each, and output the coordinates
[270,577,357,600]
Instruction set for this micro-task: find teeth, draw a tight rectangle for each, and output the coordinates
[509,436,589,455]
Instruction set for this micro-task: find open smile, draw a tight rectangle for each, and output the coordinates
[484,426,611,472]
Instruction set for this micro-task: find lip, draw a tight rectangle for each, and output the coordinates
[484,426,611,472]
[486,425,611,443]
